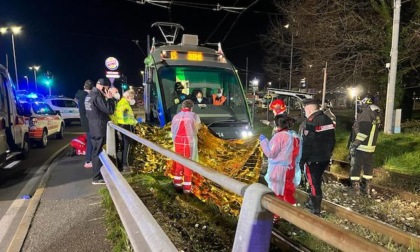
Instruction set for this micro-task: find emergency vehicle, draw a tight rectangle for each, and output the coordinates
[20,100,64,148]
[0,64,30,169]
[142,22,253,139]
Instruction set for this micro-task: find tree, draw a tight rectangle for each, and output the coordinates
[263,0,420,118]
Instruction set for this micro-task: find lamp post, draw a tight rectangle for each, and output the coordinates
[140,70,144,84]
[251,77,259,122]
[284,24,293,90]
[1,26,22,89]
[349,87,358,120]
[23,76,29,90]
[29,65,40,92]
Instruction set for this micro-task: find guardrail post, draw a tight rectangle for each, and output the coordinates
[106,122,116,159]
[232,183,274,252]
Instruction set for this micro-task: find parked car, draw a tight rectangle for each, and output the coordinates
[20,101,64,148]
[44,96,80,125]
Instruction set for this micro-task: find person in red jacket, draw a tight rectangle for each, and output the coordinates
[171,99,201,193]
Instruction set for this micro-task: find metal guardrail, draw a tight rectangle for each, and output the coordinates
[101,121,388,252]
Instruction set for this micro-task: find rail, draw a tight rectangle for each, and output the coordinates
[100,121,387,252]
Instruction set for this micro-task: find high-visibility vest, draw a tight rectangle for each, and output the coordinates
[113,98,137,125]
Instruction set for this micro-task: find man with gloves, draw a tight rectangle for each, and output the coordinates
[260,114,302,223]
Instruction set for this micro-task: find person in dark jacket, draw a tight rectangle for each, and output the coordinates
[75,80,93,168]
[85,78,119,185]
[191,90,210,105]
[349,97,381,195]
[300,98,335,215]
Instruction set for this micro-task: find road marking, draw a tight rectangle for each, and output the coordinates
[2,144,69,252]
[3,161,21,169]
[0,199,25,247]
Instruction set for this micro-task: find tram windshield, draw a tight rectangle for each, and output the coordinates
[157,65,250,125]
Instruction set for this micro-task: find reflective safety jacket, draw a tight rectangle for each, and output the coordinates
[112,98,137,126]
[351,105,381,153]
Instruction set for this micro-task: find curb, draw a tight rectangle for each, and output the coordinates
[6,144,70,252]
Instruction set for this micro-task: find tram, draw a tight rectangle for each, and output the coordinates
[143,22,253,139]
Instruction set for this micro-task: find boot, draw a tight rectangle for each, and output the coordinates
[351,180,360,195]
[312,195,322,216]
[305,195,314,210]
[360,178,371,196]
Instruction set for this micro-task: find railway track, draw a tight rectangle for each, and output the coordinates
[294,189,420,250]
[271,229,312,252]
[327,159,420,202]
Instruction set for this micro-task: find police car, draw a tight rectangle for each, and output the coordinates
[20,100,64,148]
[44,96,80,126]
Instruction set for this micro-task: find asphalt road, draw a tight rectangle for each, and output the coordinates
[0,123,111,251]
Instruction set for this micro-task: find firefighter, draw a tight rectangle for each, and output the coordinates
[171,99,201,194]
[349,96,381,195]
[259,114,302,223]
[269,98,287,116]
[113,90,138,173]
[300,98,336,215]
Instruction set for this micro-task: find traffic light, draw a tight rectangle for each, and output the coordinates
[121,76,128,90]
[43,71,53,86]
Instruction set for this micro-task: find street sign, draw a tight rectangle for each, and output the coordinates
[105,57,119,71]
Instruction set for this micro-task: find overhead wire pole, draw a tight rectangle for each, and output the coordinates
[384,0,401,134]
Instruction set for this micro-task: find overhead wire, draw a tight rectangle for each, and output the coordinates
[222,0,261,43]
[205,0,241,44]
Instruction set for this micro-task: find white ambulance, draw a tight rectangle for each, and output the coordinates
[0,64,30,169]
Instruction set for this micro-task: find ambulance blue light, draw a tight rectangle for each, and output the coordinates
[27,93,38,99]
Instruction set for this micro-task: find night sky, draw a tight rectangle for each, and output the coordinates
[0,0,277,97]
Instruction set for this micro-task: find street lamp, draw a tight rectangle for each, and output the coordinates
[29,65,40,92]
[1,26,22,89]
[349,87,359,120]
[251,77,259,122]
[140,70,144,84]
[284,24,293,90]
[23,76,29,90]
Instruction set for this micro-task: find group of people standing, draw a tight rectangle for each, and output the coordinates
[260,98,335,221]
[260,95,380,222]
[75,78,137,185]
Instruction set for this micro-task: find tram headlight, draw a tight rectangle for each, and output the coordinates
[241,130,253,139]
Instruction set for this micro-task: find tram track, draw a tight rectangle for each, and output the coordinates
[327,159,420,202]
[271,229,312,252]
[294,189,420,250]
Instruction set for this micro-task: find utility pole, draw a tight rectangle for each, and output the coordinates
[289,35,293,90]
[384,0,401,134]
[321,62,327,110]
